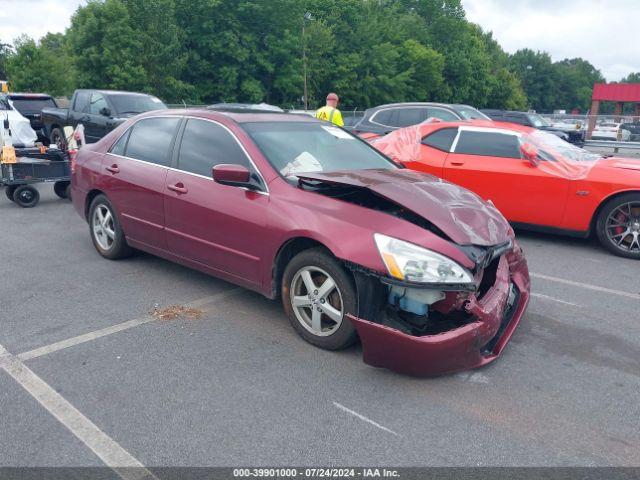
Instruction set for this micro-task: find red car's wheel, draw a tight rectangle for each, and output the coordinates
[88,194,133,260]
[282,248,358,350]
[596,193,640,259]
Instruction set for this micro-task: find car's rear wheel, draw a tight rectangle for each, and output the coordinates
[282,248,358,350]
[596,193,640,259]
[88,194,133,260]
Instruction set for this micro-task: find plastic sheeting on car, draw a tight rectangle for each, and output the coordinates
[370,121,600,181]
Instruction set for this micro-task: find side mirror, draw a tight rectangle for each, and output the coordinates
[520,143,539,166]
[99,107,111,117]
[212,164,251,187]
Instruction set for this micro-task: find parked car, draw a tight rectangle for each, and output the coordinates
[42,89,167,145]
[591,122,632,141]
[4,93,58,144]
[71,110,530,376]
[481,109,585,145]
[620,121,640,141]
[371,120,640,258]
[353,102,490,139]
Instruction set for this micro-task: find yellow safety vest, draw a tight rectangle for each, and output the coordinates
[315,106,344,127]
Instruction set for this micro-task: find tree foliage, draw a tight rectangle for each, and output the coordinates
[1,0,623,112]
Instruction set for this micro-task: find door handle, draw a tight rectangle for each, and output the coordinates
[105,164,119,174]
[167,183,188,194]
[450,161,465,166]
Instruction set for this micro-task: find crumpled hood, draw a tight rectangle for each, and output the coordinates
[297,169,511,246]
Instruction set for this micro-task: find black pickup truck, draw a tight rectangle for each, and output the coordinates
[42,89,167,144]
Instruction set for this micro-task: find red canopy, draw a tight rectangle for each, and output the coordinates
[592,83,640,102]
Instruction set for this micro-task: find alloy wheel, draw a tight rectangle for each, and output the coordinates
[92,204,116,251]
[290,266,344,337]
[605,201,640,253]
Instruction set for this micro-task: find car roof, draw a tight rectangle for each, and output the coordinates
[76,89,155,97]
[145,108,321,124]
[419,119,534,134]
[368,102,461,111]
[482,109,532,115]
[6,92,54,98]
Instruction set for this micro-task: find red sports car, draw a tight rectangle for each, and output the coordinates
[372,120,640,259]
[72,110,530,376]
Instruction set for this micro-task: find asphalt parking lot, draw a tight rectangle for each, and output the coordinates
[1,185,639,472]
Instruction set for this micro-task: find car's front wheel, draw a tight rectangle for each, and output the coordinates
[88,194,133,260]
[282,248,358,350]
[596,193,640,259]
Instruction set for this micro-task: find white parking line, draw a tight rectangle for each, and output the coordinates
[333,402,401,437]
[531,273,640,301]
[18,288,244,362]
[0,345,156,480]
[531,292,581,307]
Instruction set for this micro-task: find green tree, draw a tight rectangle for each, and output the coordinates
[0,42,13,80]
[621,72,640,83]
[67,0,146,91]
[5,34,75,95]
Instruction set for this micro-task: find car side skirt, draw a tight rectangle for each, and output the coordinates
[510,222,590,239]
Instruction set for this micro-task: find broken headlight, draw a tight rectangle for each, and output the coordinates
[374,234,475,285]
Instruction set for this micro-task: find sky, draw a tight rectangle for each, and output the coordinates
[1,0,638,82]
[462,0,639,81]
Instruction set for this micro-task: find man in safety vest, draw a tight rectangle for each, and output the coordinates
[315,92,344,127]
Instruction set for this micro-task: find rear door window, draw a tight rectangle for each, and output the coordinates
[421,128,458,151]
[124,117,181,166]
[109,130,130,156]
[426,108,459,122]
[394,108,424,127]
[454,131,521,159]
[371,109,395,127]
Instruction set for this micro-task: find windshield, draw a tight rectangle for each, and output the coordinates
[527,114,549,128]
[455,106,490,120]
[243,121,397,177]
[526,130,600,162]
[10,97,56,114]
[108,94,167,115]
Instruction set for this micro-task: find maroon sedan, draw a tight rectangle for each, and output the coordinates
[71,109,530,376]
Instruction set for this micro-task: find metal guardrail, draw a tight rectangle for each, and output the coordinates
[583,140,640,150]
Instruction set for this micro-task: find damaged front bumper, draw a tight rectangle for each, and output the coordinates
[347,244,530,376]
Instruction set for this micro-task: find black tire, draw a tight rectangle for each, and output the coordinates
[88,194,133,260]
[65,183,72,200]
[596,192,640,259]
[5,185,17,202]
[50,127,66,149]
[54,181,70,199]
[13,185,40,208]
[282,248,358,350]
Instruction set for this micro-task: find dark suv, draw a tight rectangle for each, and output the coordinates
[481,109,585,145]
[353,102,490,138]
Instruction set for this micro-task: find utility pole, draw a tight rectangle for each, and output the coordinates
[302,12,313,111]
